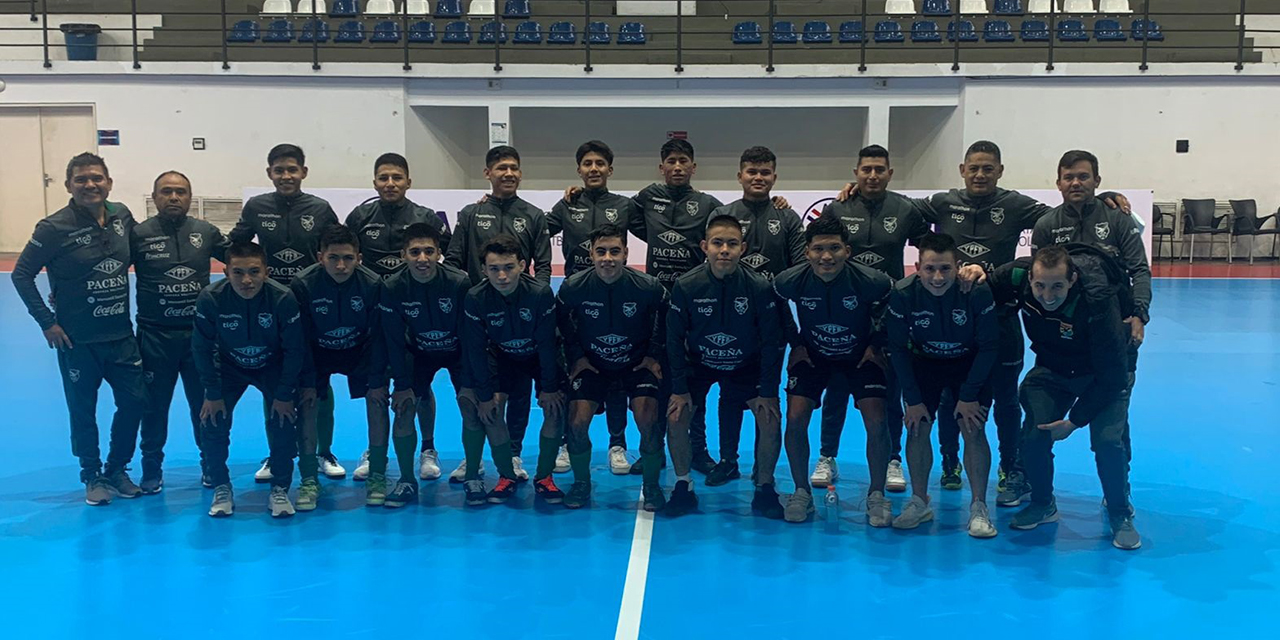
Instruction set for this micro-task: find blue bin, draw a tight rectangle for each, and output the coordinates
[60,23,102,60]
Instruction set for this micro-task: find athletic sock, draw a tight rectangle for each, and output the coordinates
[463,428,486,480]
[421,438,435,452]
[393,432,417,481]
[490,440,516,479]
[369,445,390,476]
[641,450,661,487]
[317,393,336,455]
[569,451,591,483]
[534,435,560,479]
[676,473,692,485]
[298,451,319,480]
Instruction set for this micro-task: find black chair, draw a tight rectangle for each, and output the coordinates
[1181,199,1231,263]
[1228,199,1280,264]
[1151,204,1176,260]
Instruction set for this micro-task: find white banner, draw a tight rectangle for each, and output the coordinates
[243,187,1154,269]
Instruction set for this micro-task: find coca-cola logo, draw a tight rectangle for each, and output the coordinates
[164,305,197,318]
[93,302,126,317]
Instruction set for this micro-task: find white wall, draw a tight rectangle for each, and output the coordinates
[0,14,162,62]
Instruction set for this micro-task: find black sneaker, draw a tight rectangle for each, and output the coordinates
[139,472,164,495]
[941,458,963,491]
[691,449,717,475]
[200,461,214,489]
[751,483,785,519]
[563,480,592,509]
[642,483,666,512]
[463,479,487,506]
[666,480,698,516]
[384,480,419,508]
[996,470,1031,507]
[705,459,742,487]
[105,468,142,499]
[487,477,519,504]
[534,476,564,504]
[628,455,668,476]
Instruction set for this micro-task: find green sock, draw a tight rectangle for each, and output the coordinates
[317,393,336,454]
[534,435,560,479]
[570,451,591,483]
[393,433,417,481]
[641,450,661,487]
[298,450,319,480]
[490,440,515,479]
[463,428,487,480]
[369,445,389,476]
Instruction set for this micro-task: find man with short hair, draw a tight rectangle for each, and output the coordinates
[12,153,147,506]
[666,215,785,518]
[346,152,453,482]
[886,233,999,537]
[556,224,669,510]
[774,214,895,525]
[230,143,343,482]
[291,225,387,510]
[193,241,306,518]
[461,235,566,505]
[548,140,642,475]
[131,171,228,492]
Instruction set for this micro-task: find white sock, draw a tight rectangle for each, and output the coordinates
[676,474,692,485]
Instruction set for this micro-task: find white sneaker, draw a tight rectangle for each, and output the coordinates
[810,456,838,488]
[269,486,295,518]
[891,495,934,529]
[968,501,998,538]
[353,450,371,481]
[318,453,346,479]
[449,458,482,483]
[609,446,631,475]
[254,457,273,483]
[512,456,529,481]
[418,449,442,480]
[208,484,234,517]
[885,460,907,493]
[866,490,893,528]
[554,445,571,473]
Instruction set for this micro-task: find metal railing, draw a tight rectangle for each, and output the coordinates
[1,0,1277,73]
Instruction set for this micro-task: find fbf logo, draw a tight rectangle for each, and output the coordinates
[1094,222,1111,240]
[843,296,858,310]
[94,258,123,275]
[705,333,737,347]
[513,218,527,233]
[274,248,304,264]
[68,369,81,383]
[165,266,196,280]
[686,201,699,216]
[519,308,533,322]
[300,215,315,231]
[350,297,364,312]
[734,297,749,315]
[258,313,274,328]
[623,302,637,317]
[767,219,782,235]
[605,208,619,223]
[112,219,125,236]
[883,217,899,233]
[189,233,203,248]
[952,310,968,326]
[990,208,1005,225]
[438,298,453,313]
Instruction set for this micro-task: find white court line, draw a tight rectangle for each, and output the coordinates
[614,492,655,640]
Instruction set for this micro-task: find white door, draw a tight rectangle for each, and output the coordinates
[38,106,99,213]
[0,105,96,252]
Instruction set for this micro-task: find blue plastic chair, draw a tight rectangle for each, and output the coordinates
[839,20,864,43]
[371,20,401,42]
[1021,19,1049,41]
[772,21,798,44]
[330,0,360,18]
[588,21,610,44]
[442,20,470,43]
[408,20,436,42]
[994,0,1024,15]
[435,0,463,18]
[336,20,365,42]
[298,18,330,42]
[227,20,259,42]
[504,0,531,19]
[1095,18,1126,41]
[733,21,762,45]
[948,20,978,42]
[911,20,941,43]
[513,20,541,44]
[263,19,294,42]
[547,21,575,44]
[479,20,508,44]
[875,20,904,43]
[922,0,952,16]
[1131,18,1164,41]
[803,21,832,44]
[983,20,1015,42]
[1057,19,1089,41]
[618,22,646,44]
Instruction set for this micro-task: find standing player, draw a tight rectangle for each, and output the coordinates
[192,241,305,518]
[886,233,999,537]
[12,153,146,505]
[462,235,566,504]
[290,226,386,510]
[556,225,668,509]
[774,215,895,525]
[131,171,227,492]
[346,152,452,482]
[666,215,785,518]
[380,223,477,502]
[229,143,342,482]
[446,146,554,481]
[548,140,640,475]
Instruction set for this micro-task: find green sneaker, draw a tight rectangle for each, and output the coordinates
[997,467,1008,493]
[366,473,388,507]
[941,460,963,491]
[295,478,320,511]
[563,480,592,509]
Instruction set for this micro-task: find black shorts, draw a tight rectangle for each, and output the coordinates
[569,365,661,412]
[785,357,888,408]
[687,363,761,408]
[411,352,466,397]
[912,355,993,415]
[492,353,565,396]
[312,344,374,400]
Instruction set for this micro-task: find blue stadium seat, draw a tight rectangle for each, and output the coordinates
[772,21,798,44]
[504,0,531,19]
[588,21,610,44]
[875,20,904,43]
[1057,19,1089,41]
[548,21,575,44]
[336,20,365,42]
[408,20,436,42]
[1131,18,1164,41]
[923,0,952,16]
[803,21,832,43]
[911,20,941,43]
[227,20,259,42]
[994,0,1024,14]
[435,0,463,18]
[733,21,762,45]
[442,20,470,43]
[948,20,978,42]
[1021,19,1049,41]
[371,20,400,42]
[329,0,359,17]
[983,19,1015,42]
[618,22,646,44]
[263,19,294,42]
[479,20,507,43]
[513,20,541,44]
[839,20,864,43]
[1095,18,1126,41]
[298,18,330,42]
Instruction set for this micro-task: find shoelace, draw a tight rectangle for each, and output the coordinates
[271,489,289,504]
[213,487,232,503]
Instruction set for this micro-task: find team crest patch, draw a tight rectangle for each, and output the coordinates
[623,302,637,317]
[572,378,583,390]
[734,297,749,315]
[112,219,125,236]
[952,309,968,326]
[686,201,699,216]
[883,217,899,233]
[300,215,315,231]
[189,232,204,248]
[605,208,619,223]
[258,313,274,328]
[1094,222,1111,240]
[1059,321,1074,340]
[68,369,81,383]
[519,308,533,322]
[144,371,155,383]
[990,208,1005,225]
[439,298,453,313]
[768,219,781,235]
[843,296,858,310]
[350,296,364,312]
[513,218,527,233]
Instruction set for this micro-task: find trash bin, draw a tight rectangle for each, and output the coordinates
[60,23,102,61]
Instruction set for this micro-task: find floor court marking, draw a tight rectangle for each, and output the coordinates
[615,491,655,640]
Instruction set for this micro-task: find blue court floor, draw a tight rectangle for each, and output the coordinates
[1,277,1277,639]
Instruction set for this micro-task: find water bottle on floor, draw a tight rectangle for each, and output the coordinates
[824,484,839,528]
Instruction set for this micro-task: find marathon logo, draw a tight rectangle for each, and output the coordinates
[93,258,124,275]
[274,248,304,264]
[92,302,126,317]
[705,333,737,347]
[166,266,197,280]
[164,305,196,318]
[657,230,686,246]
[958,242,989,258]
[158,282,203,295]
